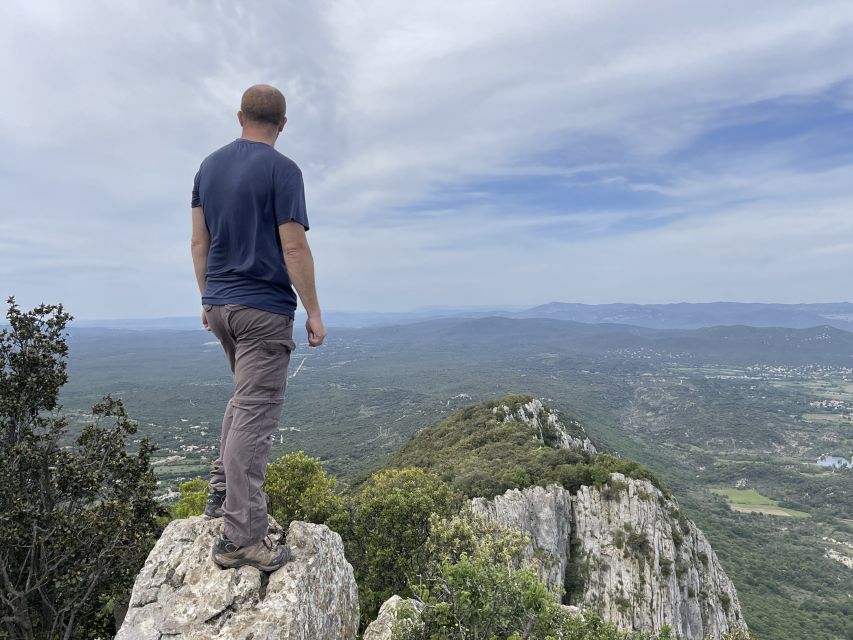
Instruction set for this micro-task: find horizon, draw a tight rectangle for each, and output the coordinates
[57,299,853,324]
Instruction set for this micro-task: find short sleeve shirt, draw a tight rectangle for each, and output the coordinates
[191,139,309,317]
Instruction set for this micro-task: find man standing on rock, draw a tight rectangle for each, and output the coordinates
[190,84,326,572]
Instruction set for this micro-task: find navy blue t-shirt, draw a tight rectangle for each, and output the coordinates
[191,139,309,317]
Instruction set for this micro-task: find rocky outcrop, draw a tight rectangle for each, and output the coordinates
[115,516,359,640]
[471,484,573,596]
[363,595,424,640]
[469,477,745,640]
[572,474,744,640]
[492,397,597,454]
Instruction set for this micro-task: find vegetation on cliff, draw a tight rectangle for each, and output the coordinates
[382,395,667,499]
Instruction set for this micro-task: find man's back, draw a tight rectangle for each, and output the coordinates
[190,84,326,573]
[192,139,308,317]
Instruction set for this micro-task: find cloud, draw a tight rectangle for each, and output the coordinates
[1,0,852,318]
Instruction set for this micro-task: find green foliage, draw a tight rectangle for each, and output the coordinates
[0,298,165,640]
[624,525,652,559]
[719,592,732,614]
[670,528,684,548]
[171,477,208,518]
[264,450,342,529]
[327,467,454,628]
[600,478,628,500]
[396,506,562,639]
[384,396,669,501]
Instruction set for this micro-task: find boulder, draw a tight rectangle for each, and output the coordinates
[115,516,359,640]
[362,595,424,640]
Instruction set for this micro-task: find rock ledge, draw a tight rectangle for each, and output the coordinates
[116,515,359,640]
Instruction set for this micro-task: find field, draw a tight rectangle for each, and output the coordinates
[711,488,810,518]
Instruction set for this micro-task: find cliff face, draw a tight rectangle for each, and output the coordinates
[471,484,573,595]
[572,474,743,640]
[470,476,745,640]
[115,516,359,640]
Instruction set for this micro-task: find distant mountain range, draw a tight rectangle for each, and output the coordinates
[338,315,853,366]
[511,302,853,331]
[69,302,853,332]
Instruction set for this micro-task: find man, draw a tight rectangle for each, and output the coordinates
[190,84,327,572]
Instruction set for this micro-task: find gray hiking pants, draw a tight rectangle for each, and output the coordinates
[203,303,295,547]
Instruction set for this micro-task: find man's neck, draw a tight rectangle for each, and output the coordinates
[239,127,278,146]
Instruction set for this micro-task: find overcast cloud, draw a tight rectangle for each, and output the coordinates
[1,0,852,319]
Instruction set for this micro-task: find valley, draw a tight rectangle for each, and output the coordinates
[58,317,853,639]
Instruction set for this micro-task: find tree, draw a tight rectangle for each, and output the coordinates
[171,477,209,519]
[264,450,342,529]
[397,506,562,639]
[327,467,455,626]
[0,297,165,640]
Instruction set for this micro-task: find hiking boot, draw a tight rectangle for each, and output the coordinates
[204,489,226,519]
[211,534,291,572]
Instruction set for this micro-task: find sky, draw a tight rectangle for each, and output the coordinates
[1,0,852,319]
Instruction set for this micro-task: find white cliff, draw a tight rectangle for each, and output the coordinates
[492,397,597,454]
[467,476,745,640]
[470,484,573,596]
[572,473,744,640]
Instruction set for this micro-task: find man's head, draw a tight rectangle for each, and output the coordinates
[238,84,287,140]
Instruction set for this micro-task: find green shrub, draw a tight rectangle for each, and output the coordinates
[0,298,165,639]
[171,477,208,518]
[625,526,652,559]
[328,467,454,627]
[720,592,732,614]
[264,450,341,529]
[395,507,562,639]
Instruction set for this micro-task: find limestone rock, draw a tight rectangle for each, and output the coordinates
[571,473,745,640]
[363,595,424,640]
[115,515,359,640]
[492,397,597,454]
[471,477,746,640]
[470,483,572,598]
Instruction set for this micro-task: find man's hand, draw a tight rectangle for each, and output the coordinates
[201,306,210,331]
[306,315,327,347]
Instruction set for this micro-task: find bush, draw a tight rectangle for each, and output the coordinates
[396,506,563,639]
[171,477,209,518]
[327,467,454,627]
[264,450,342,529]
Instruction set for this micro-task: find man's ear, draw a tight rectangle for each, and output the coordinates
[279,116,287,132]
[238,111,246,127]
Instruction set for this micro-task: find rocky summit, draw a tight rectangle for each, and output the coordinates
[115,515,359,640]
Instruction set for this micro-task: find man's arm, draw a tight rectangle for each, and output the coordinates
[191,207,211,328]
[279,221,327,346]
